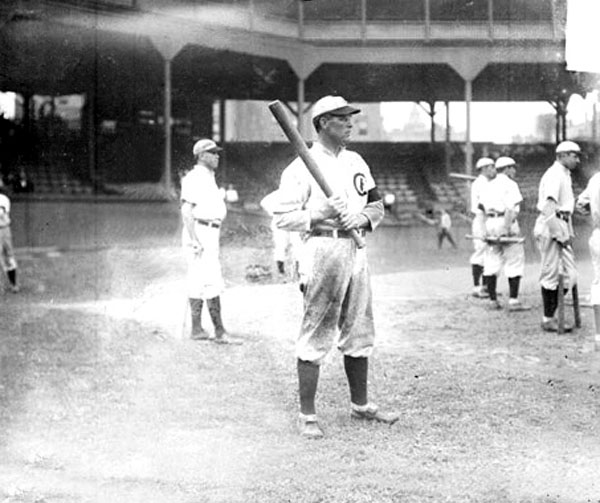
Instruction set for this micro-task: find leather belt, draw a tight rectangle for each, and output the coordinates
[311,228,365,239]
[556,211,571,222]
[486,211,505,217]
[195,219,221,228]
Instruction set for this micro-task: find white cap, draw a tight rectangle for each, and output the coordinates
[192,139,223,156]
[555,140,581,154]
[311,95,360,121]
[495,156,516,170]
[475,157,494,170]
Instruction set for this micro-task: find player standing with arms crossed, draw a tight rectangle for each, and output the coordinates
[534,141,581,332]
[576,169,600,349]
[266,95,398,439]
[470,157,496,298]
[0,181,18,293]
[479,156,530,311]
[181,139,240,345]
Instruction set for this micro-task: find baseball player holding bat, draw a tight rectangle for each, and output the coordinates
[266,95,398,439]
[479,156,530,311]
[533,141,581,333]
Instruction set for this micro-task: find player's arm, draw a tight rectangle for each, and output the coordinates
[181,200,200,248]
[333,188,382,231]
[272,167,317,232]
[575,185,591,215]
[541,197,570,243]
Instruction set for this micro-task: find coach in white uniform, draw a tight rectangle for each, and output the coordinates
[267,95,398,439]
[480,157,530,311]
[470,157,496,298]
[533,141,581,332]
[181,139,237,344]
[576,170,600,348]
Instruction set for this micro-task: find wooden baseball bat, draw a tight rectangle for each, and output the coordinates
[557,246,565,334]
[268,100,366,249]
[572,284,581,328]
[465,234,525,244]
[449,172,477,181]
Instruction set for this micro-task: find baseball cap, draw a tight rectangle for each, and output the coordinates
[475,157,494,170]
[495,156,516,170]
[555,140,581,154]
[192,139,223,156]
[311,95,361,121]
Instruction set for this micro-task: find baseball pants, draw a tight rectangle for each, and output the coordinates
[589,228,600,305]
[483,216,524,277]
[297,236,375,365]
[470,214,486,266]
[0,227,17,272]
[534,215,577,290]
[185,223,225,300]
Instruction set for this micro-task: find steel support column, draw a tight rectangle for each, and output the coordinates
[162,57,173,195]
[465,79,473,177]
[297,77,305,135]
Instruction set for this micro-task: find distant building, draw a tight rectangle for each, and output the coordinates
[224,100,386,142]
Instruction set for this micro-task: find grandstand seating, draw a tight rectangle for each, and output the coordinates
[12,164,94,197]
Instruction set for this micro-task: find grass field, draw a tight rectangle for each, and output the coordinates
[1,201,600,502]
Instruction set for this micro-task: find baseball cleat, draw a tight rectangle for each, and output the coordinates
[487,300,503,310]
[507,301,532,312]
[472,290,489,299]
[541,319,573,333]
[212,332,243,345]
[190,330,210,341]
[350,403,399,425]
[298,414,324,439]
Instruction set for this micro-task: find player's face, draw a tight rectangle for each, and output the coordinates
[482,164,496,180]
[202,151,220,170]
[561,151,581,171]
[505,165,517,180]
[323,113,354,144]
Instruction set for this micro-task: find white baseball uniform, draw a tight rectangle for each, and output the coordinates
[577,172,600,304]
[180,164,227,300]
[533,161,577,290]
[470,174,488,266]
[0,193,17,273]
[268,141,383,365]
[480,172,525,278]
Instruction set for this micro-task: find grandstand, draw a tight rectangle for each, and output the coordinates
[0,0,597,214]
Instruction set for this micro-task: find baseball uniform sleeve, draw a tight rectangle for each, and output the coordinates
[353,153,383,230]
[271,160,313,232]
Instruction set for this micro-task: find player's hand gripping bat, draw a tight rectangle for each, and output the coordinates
[268,100,366,249]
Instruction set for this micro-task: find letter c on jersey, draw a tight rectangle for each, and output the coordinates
[353,173,367,196]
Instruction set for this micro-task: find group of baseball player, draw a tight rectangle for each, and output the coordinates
[469,140,591,335]
[182,93,600,440]
[469,155,530,312]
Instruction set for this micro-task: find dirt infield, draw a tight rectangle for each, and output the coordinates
[1,201,600,502]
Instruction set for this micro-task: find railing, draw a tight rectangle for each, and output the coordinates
[181,1,562,42]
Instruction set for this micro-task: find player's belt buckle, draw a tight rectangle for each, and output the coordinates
[486,211,505,217]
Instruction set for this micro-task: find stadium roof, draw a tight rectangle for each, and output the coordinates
[0,0,596,104]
